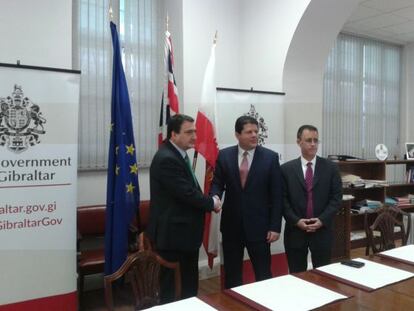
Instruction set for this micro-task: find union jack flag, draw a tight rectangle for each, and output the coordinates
[158,30,179,146]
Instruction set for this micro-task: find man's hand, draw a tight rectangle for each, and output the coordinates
[266,231,280,243]
[296,218,322,232]
[297,218,310,231]
[212,195,222,213]
[306,218,322,232]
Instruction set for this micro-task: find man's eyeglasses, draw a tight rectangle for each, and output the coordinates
[303,138,320,144]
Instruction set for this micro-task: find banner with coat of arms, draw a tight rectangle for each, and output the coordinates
[214,88,286,258]
[0,64,80,309]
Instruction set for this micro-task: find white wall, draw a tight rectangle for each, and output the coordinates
[0,0,71,69]
[283,0,362,160]
[182,0,242,118]
[181,0,313,111]
[77,170,151,205]
[239,0,310,92]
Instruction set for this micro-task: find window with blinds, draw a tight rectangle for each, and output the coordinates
[322,33,401,159]
[73,0,162,170]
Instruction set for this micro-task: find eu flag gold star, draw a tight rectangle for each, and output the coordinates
[126,144,135,155]
[126,182,135,193]
[110,123,114,132]
[130,163,138,175]
[115,146,119,155]
[115,165,120,175]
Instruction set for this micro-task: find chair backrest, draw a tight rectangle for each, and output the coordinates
[77,205,106,237]
[138,231,155,251]
[139,200,150,231]
[365,205,412,254]
[104,250,181,311]
[78,200,150,238]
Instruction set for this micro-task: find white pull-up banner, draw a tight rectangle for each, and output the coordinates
[215,88,287,269]
[0,64,80,309]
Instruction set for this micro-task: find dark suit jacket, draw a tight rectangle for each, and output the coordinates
[146,141,214,251]
[281,156,342,249]
[210,145,283,242]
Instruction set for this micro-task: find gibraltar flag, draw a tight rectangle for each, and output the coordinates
[195,39,220,269]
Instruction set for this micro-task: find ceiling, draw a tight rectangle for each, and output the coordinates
[342,0,414,45]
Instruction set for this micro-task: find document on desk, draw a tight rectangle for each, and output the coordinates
[378,245,414,265]
[316,257,414,291]
[146,297,217,310]
[228,274,348,311]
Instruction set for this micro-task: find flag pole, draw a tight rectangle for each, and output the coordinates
[109,1,113,21]
[192,151,199,171]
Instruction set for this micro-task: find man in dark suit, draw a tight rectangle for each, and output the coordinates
[146,114,221,302]
[281,125,342,273]
[210,116,283,289]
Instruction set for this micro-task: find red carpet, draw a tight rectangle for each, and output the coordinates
[0,292,77,311]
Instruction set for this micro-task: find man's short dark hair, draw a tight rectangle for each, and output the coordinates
[167,114,194,139]
[297,125,318,139]
[235,116,258,134]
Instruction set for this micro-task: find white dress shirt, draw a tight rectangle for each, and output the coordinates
[238,146,255,169]
[300,156,316,179]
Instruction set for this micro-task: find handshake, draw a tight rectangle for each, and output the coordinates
[212,195,222,213]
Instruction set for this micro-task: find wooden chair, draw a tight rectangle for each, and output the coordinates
[138,231,155,251]
[104,250,181,311]
[365,205,412,255]
[77,201,151,304]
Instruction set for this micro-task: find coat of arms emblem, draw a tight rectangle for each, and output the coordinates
[0,85,46,153]
[244,104,268,146]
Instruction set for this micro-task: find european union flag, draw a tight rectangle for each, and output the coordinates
[105,21,140,275]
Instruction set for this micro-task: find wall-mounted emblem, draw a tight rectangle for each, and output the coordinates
[244,104,268,146]
[0,85,46,153]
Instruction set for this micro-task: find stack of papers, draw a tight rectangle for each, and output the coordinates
[341,173,363,188]
[147,297,217,310]
[315,258,414,291]
[341,173,387,189]
[364,179,388,188]
[229,274,348,311]
[378,245,414,265]
[343,194,355,201]
[352,199,382,214]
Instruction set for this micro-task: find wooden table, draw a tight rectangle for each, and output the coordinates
[200,255,414,310]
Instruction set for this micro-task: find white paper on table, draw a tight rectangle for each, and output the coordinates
[380,245,414,264]
[231,274,348,311]
[146,297,217,311]
[317,258,414,290]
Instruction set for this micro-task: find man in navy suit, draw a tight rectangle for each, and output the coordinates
[210,116,283,289]
[281,125,342,273]
[147,114,221,302]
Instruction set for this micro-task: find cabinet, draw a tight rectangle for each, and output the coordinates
[337,160,414,249]
[331,200,351,261]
